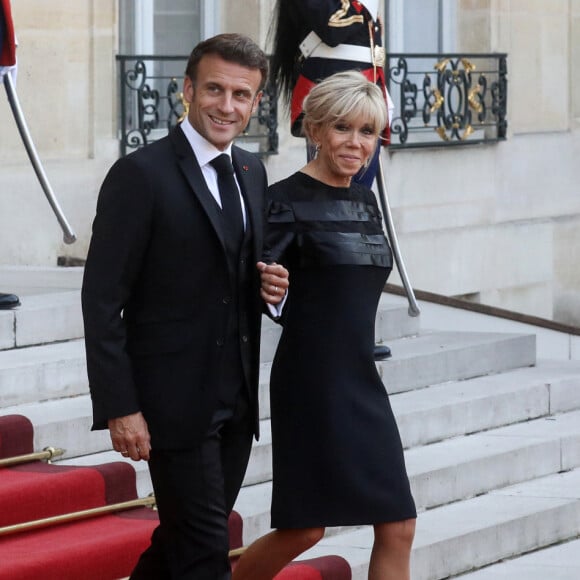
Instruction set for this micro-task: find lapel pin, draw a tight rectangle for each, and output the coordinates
[242,165,249,172]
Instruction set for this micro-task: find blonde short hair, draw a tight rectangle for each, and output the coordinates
[302,71,388,142]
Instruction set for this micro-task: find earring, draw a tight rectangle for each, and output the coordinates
[315,143,321,156]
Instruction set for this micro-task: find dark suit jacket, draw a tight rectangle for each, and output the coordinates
[81,126,267,449]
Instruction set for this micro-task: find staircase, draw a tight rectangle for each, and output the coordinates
[1,266,580,579]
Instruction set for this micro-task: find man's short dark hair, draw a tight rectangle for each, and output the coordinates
[185,33,269,92]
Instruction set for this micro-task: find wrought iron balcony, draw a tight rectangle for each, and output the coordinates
[115,53,506,156]
[116,54,278,157]
[386,53,507,149]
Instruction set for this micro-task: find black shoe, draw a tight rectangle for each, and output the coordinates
[374,344,391,360]
[0,293,20,310]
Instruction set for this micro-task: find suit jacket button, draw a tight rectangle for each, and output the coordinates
[222,296,231,304]
[216,338,225,346]
[241,335,249,343]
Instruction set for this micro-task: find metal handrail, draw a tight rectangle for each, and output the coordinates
[3,73,77,244]
[0,446,65,468]
[376,155,420,316]
[0,496,157,537]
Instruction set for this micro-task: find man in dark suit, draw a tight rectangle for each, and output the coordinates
[82,33,288,579]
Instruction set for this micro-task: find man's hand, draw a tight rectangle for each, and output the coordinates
[108,412,151,462]
[257,261,289,305]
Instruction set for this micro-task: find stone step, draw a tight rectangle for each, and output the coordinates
[233,408,580,545]
[0,339,87,409]
[375,294,421,342]
[0,310,15,351]
[0,265,83,351]
[407,408,580,511]
[12,358,580,501]
[0,290,83,351]
[0,329,535,412]
[394,359,580,448]
[6,347,548,469]
[454,537,580,579]
[301,468,580,580]
[0,265,83,292]
[376,330,535,395]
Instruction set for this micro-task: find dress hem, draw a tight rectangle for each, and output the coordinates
[270,509,417,530]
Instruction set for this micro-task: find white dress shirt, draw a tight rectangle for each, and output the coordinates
[180,116,247,228]
[179,117,285,317]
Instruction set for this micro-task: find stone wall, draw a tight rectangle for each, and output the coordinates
[0,0,118,264]
[350,0,580,321]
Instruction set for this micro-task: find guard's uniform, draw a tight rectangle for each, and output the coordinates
[289,0,392,142]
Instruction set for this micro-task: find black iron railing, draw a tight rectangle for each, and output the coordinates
[116,55,278,157]
[116,53,506,155]
[386,53,507,149]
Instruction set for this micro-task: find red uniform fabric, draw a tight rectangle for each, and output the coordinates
[0,0,16,66]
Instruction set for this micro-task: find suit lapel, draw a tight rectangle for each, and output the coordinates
[170,127,228,251]
[171,127,263,259]
[232,148,263,260]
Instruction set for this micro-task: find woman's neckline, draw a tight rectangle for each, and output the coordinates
[298,167,351,189]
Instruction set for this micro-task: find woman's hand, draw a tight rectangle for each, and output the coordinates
[257,261,289,305]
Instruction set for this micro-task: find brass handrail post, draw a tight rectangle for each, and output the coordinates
[0,496,157,537]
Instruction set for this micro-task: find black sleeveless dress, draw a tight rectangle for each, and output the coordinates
[264,172,416,529]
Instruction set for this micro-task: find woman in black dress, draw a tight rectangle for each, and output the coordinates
[233,71,416,580]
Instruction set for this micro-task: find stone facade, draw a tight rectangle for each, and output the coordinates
[1,0,579,323]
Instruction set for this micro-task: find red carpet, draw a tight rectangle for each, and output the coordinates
[0,414,34,458]
[0,450,143,524]
[0,414,161,578]
[275,556,352,579]
[0,508,157,580]
[0,414,352,578]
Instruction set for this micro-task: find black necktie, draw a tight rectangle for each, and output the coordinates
[210,154,244,250]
